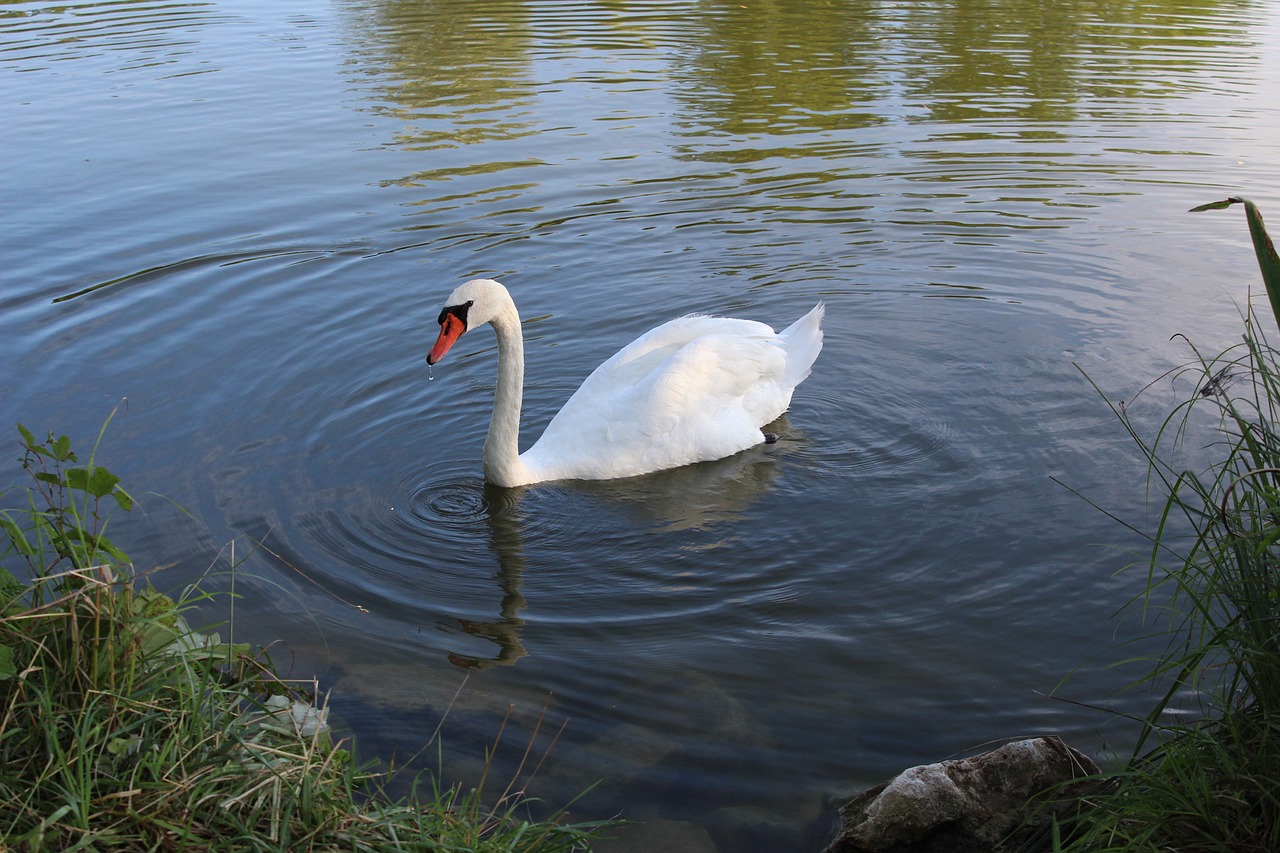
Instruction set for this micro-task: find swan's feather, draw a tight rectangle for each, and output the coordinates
[520,308,823,482]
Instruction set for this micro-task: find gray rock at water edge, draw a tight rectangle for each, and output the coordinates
[825,736,1100,853]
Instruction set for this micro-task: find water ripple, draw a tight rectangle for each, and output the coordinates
[5,0,1279,840]
[0,1,233,72]
[404,479,489,532]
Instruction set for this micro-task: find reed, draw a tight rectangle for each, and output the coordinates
[0,423,610,851]
[1052,201,1280,852]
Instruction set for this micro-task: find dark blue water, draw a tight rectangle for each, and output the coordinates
[4,1,1280,848]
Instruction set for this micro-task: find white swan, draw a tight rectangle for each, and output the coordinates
[427,278,824,487]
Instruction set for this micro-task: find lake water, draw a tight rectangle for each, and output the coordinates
[4,0,1280,848]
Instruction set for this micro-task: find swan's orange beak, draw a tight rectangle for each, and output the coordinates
[427,312,466,365]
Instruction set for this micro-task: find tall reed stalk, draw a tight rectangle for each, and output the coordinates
[1056,200,1280,852]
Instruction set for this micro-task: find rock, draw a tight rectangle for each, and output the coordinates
[825,737,1099,853]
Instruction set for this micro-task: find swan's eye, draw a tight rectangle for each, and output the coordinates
[436,300,473,330]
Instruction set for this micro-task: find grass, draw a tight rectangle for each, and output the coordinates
[0,419,612,851]
[1048,200,1280,852]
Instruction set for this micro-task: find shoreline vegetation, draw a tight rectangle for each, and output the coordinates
[3,199,1278,851]
[1043,198,1280,852]
[0,418,613,851]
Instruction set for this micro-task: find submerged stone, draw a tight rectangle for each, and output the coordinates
[825,736,1099,853]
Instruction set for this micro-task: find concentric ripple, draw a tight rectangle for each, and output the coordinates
[403,478,491,533]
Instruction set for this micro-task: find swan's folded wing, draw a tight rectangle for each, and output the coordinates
[572,315,776,400]
[526,330,789,480]
[637,331,786,438]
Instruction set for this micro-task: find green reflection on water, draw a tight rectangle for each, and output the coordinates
[344,0,1261,149]
[332,0,1267,269]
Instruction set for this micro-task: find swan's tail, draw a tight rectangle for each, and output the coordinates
[779,302,825,389]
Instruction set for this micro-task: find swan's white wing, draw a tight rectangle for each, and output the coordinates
[572,315,776,399]
[521,317,793,481]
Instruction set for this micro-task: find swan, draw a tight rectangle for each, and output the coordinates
[426,278,824,488]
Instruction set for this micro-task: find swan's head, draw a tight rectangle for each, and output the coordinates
[426,278,512,365]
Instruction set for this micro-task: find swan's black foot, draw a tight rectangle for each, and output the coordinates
[762,431,779,444]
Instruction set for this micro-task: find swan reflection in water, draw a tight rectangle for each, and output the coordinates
[443,483,529,671]
[440,428,797,668]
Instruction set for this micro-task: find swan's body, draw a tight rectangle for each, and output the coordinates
[427,279,824,488]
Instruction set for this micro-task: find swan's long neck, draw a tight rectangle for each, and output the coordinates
[484,299,531,487]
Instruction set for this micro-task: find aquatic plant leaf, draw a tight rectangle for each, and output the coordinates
[87,467,121,499]
[64,468,88,492]
[1241,201,1280,310]
[0,518,35,557]
[95,534,130,566]
[1192,197,1280,332]
[111,485,135,511]
[64,467,120,498]
[51,435,73,462]
[1189,199,1236,212]
[0,566,24,601]
[137,623,178,656]
[131,588,179,625]
[0,643,14,680]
